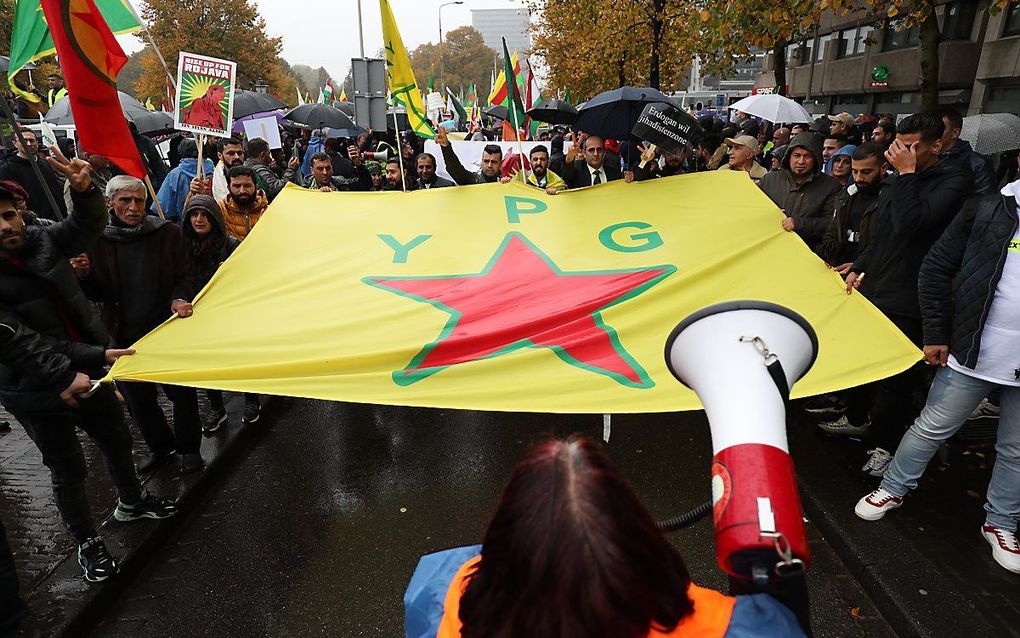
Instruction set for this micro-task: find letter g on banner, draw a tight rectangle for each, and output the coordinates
[599,221,663,253]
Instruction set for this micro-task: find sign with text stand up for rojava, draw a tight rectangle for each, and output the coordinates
[174,52,237,138]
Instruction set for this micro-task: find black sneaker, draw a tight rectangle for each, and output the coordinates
[803,394,846,416]
[179,453,204,474]
[203,409,227,434]
[242,397,261,424]
[113,491,179,522]
[135,450,174,474]
[78,537,118,582]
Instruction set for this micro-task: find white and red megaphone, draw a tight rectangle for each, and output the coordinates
[664,301,818,584]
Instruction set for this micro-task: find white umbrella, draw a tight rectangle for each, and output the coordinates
[728,94,812,124]
[960,113,1020,156]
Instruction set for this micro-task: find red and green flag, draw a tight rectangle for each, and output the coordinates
[39,0,145,177]
[500,38,527,140]
[8,0,141,103]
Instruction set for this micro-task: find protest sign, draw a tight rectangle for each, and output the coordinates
[242,116,282,149]
[174,52,237,138]
[631,102,703,156]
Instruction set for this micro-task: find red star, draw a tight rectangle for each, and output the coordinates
[365,233,675,388]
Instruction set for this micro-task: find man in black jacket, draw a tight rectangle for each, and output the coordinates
[434,126,502,185]
[561,135,622,188]
[0,128,67,221]
[855,180,1020,574]
[81,175,203,475]
[819,143,889,273]
[823,113,974,475]
[0,150,177,584]
[415,153,455,190]
[938,107,996,197]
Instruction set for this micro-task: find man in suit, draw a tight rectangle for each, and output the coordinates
[561,135,622,188]
[415,153,455,189]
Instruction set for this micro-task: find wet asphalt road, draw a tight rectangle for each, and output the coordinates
[92,398,893,637]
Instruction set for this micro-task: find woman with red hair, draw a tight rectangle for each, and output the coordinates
[405,435,803,638]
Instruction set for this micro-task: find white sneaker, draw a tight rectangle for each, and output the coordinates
[862,448,893,477]
[855,488,903,521]
[967,398,1001,422]
[981,525,1020,574]
[818,415,870,437]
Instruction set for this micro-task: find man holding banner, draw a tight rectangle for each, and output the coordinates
[435,126,502,186]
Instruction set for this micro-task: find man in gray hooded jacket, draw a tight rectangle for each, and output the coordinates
[759,132,842,254]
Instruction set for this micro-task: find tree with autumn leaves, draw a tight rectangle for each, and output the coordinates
[530,0,1016,110]
[134,0,302,106]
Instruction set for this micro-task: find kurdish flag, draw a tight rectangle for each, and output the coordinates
[104,173,919,413]
[379,0,434,138]
[9,0,141,103]
[39,0,145,177]
[500,38,527,140]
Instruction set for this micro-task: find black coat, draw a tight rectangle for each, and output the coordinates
[560,158,623,188]
[0,155,68,221]
[939,140,997,198]
[415,176,456,190]
[851,160,973,319]
[919,192,1018,368]
[84,217,187,347]
[0,312,77,394]
[0,187,109,413]
[440,144,498,186]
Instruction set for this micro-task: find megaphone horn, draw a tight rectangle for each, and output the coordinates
[363,150,389,162]
[664,300,818,584]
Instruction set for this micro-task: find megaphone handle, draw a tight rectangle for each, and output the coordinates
[728,572,812,636]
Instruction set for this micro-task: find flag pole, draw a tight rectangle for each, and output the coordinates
[144,174,165,220]
[124,0,177,92]
[391,107,407,193]
[0,94,65,220]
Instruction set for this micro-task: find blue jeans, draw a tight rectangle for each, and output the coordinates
[882,366,1020,531]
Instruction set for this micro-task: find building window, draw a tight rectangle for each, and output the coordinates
[816,33,832,62]
[883,18,920,50]
[837,25,876,57]
[1005,3,1020,37]
[785,40,813,66]
[943,1,976,40]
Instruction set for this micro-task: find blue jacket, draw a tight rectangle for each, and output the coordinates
[403,546,804,638]
[156,158,215,224]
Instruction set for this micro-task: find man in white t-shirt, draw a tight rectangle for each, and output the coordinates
[855,179,1020,575]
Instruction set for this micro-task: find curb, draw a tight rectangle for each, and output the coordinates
[18,396,283,637]
[789,420,999,638]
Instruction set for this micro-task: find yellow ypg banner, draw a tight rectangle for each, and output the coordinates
[107,173,919,413]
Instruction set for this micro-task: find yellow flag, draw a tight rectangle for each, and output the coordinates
[379,0,434,139]
[106,173,919,413]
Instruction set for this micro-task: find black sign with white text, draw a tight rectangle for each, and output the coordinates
[631,102,703,155]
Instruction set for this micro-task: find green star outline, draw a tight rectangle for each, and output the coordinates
[362,232,677,389]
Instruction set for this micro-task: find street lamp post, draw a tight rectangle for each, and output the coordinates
[254,77,268,94]
[438,1,464,94]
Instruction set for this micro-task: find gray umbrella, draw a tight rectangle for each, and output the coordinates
[45,91,174,135]
[960,113,1020,156]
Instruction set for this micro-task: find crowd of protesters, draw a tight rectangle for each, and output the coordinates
[0,88,1018,638]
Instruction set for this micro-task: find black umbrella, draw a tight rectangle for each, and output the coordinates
[323,125,368,140]
[233,89,287,119]
[285,103,358,130]
[573,86,675,140]
[335,101,355,117]
[45,91,173,135]
[526,98,578,125]
[0,56,36,73]
[482,105,508,121]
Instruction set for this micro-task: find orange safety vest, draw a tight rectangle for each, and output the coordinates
[437,557,737,638]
